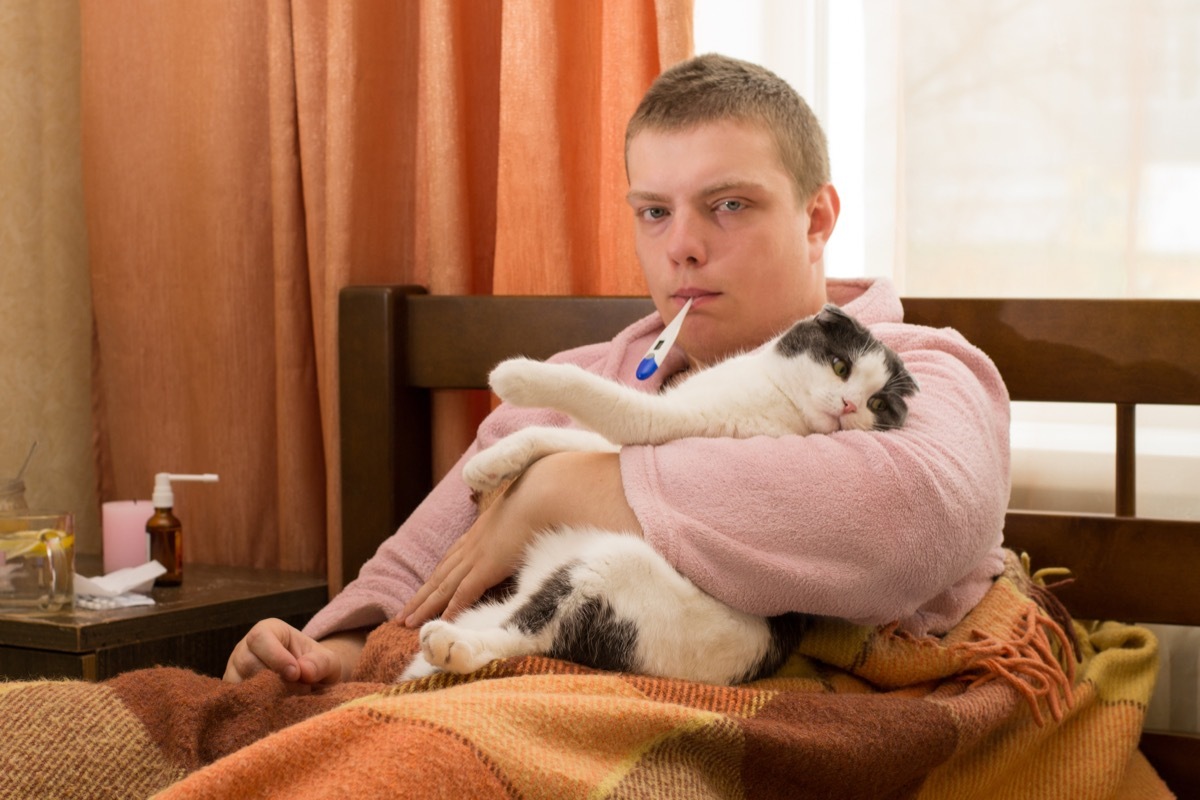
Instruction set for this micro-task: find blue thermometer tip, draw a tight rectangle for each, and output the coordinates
[635,357,658,380]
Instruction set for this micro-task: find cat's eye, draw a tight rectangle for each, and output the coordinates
[831,357,850,378]
[868,397,886,412]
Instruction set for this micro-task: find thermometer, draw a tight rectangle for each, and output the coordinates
[636,298,693,380]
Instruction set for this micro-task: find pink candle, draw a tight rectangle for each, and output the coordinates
[102,500,153,574]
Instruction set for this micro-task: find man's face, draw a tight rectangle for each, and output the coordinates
[626,120,835,366]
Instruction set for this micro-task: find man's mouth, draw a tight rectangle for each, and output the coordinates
[673,290,718,306]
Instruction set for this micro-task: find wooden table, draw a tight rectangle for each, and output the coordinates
[0,558,327,681]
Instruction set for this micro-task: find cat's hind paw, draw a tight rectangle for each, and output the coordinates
[418,620,493,675]
[397,654,439,682]
[462,437,535,492]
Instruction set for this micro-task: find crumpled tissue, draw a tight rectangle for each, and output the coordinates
[74,561,166,610]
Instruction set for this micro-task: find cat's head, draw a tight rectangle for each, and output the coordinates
[775,304,919,432]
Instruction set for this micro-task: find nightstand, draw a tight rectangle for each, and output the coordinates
[0,558,327,681]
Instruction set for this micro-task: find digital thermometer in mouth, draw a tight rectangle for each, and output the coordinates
[635,298,693,380]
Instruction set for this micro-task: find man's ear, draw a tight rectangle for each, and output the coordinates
[805,184,840,265]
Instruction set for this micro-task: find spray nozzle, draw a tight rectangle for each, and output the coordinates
[152,472,219,508]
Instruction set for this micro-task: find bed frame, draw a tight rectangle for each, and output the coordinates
[338,284,1200,794]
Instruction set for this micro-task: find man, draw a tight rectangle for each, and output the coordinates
[225,54,1009,686]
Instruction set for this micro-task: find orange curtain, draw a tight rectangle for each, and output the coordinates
[81,0,692,590]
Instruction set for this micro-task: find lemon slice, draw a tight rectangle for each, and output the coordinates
[0,529,74,559]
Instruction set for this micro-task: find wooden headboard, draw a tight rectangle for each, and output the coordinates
[337,284,1200,792]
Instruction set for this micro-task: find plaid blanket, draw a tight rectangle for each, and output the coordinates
[0,551,1172,799]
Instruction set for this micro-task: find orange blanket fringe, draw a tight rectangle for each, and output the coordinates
[951,602,1077,726]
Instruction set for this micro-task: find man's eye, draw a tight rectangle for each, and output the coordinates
[640,207,668,221]
[717,199,744,212]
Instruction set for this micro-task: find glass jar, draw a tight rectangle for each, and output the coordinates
[0,511,75,611]
[0,478,28,513]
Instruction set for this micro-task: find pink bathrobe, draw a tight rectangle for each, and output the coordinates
[306,277,1010,641]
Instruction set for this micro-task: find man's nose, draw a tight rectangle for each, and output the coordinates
[665,209,707,267]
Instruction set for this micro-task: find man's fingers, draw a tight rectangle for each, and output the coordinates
[224,649,261,683]
[404,565,471,627]
[400,580,437,624]
[253,622,306,678]
[296,648,341,685]
[224,619,301,683]
[404,581,454,627]
[442,571,491,622]
[401,550,465,623]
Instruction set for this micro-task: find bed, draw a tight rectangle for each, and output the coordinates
[338,285,1200,796]
[4,286,1197,798]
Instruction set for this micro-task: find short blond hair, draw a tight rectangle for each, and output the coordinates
[626,53,830,201]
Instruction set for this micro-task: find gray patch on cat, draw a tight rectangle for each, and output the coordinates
[776,304,919,430]
[738,612,812,683]
[508,563,638,673]
[509,562,578,635]
[549,596,638,674]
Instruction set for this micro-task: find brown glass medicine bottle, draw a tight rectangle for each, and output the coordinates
[147,505,183,586]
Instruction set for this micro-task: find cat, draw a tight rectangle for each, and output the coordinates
[400,304,919,685]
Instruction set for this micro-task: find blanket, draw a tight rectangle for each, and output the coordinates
[0,550,1172,799]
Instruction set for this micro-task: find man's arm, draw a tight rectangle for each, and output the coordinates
[399,450,642,627]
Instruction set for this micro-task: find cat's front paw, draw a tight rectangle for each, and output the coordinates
[419,619,491,674]
[489,358,571,408]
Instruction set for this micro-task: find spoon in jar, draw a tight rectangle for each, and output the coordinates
[16,440,37,480]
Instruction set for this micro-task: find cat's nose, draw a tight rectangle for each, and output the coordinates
[841,399,857,415]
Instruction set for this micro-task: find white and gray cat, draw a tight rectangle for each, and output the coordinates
[401,304,918,685]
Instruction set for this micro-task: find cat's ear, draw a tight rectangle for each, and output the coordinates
[815,304,850,328]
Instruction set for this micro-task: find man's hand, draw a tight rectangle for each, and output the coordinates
[223,618,364,685]
[400,450,642,627]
